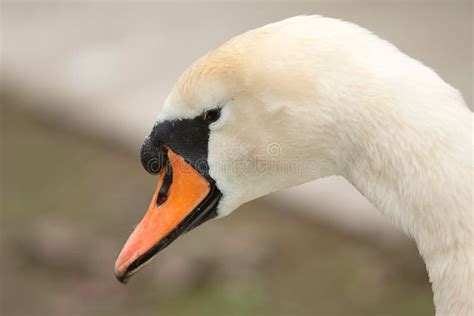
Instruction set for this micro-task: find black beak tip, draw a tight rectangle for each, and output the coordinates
[115,272,130,284]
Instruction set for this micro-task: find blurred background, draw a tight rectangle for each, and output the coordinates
[1,1,471,315]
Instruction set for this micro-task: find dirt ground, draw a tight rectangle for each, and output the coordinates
[1,95,434,315]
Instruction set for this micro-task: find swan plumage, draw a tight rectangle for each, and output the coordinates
[125,16,474,314]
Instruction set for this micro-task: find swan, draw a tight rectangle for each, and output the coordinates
[114,16,473,315]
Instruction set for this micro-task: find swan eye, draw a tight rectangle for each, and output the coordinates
[202,109,221,123]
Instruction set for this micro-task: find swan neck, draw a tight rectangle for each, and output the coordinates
[335,105,473,315]
[424,246,474,315]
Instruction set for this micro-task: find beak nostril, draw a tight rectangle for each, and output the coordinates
[156,195,167,205]
[156,160,173,206]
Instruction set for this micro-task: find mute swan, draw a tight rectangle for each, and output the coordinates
[115,16,473,315]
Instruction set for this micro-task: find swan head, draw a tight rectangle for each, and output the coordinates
[115,16,395,282]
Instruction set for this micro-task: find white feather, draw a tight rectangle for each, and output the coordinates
[158,16,473,315]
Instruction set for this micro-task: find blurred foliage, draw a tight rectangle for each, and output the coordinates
[1,95,433,315]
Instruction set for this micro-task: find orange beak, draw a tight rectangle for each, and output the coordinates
[114,149,219,283]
